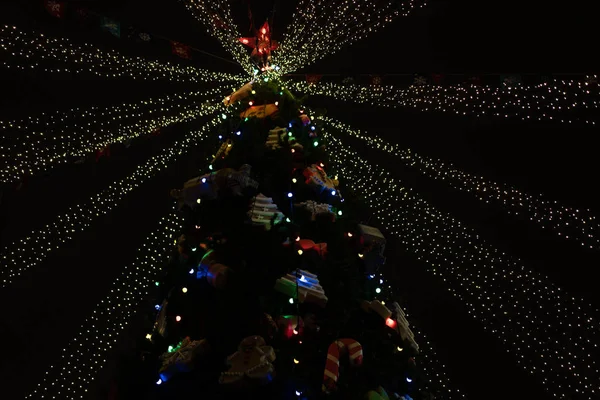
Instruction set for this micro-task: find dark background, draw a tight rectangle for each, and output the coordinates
[0,1,597,400]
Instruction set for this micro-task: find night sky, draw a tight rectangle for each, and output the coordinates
[0,1,598,400]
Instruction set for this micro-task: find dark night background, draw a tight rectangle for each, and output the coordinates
[0,1,597,400]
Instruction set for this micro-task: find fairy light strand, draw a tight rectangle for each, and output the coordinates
[321,125,600,399]
[0,88,227,183]
[0,25,245,83]
[289,78,599,125]
[320,115,600,251]
[24,209,184,400]
[181,0,253,74]
[273,0,427,74]
[0,116,221,287]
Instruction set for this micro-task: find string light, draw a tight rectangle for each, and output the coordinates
[0,25,245,83]
[273,0,427,74]
[0,89,227,183]
[0,116,222,287]
[321,115,600,250]
[181,0,253,74]
[25,210,184,400]
[289,78,599,125]
[323,130,600,398]
[402,307,465,398]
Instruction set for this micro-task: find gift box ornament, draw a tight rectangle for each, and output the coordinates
[266,127,288,150]
[249,193,285,229]
[159,337,209,382]
[274,269,328,307]
[220,335,276,386]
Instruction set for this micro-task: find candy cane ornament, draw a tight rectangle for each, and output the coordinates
[322,338,363,393]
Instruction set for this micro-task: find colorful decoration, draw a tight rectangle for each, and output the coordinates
[322,339,364,393]
[294,200,335,221]
[240,104,279,119]
[220,336,276,385]
[223,81,253,106]
[171,164,258,208]
[239,21,279,67]
[274,269,328,307]
[249,193,285,229]
[295,238,328,258]
[196,249,231,289]
[159,337,209,382]
[277,315,303,339]
[303,164,339,195]
[266,127,288,150]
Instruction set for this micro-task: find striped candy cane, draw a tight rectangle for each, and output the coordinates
[322,338,363,393]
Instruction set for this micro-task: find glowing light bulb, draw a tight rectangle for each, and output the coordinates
[376,287,382,294]
[288,192,293,198]
[175,315,182,322]
[291,149,296,153]
[145,333,152,340]
[189,268,194,274]
[236,131,241,136]
[297,250,303,255]
[292,178,297,183]
[201,178,207,183]
[397,346,404,352]
[313,141,319,147]
[358,253,364,258]
[337,210,342,216]
[406,377,412,383]
[275,101,279,106]
[331,190,336,195]
[208,165,213,170]
[251,90,256,94]
[293,329,299,335]
[182,287,188,293]
[249,101,254,106]
[156,379,162,385]
[293,358,300,364]
[347,232,353,237]
[295,236,300,242]
[196,199,201,204]
[289,298,294,304]
[221,113,227,120]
